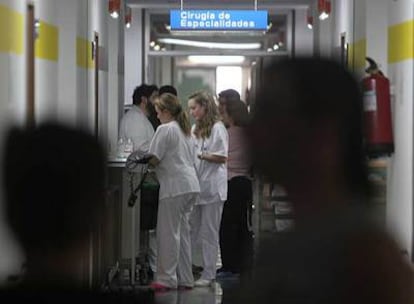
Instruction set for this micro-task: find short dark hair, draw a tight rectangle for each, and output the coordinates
[252,57,369,197]
[225,100,249,127]
[132,84,158,105]
[3,123,106,254]
[218,89,240,103]
[159,85,178,96]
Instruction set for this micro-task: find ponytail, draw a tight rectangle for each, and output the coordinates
[176,110,191,136]
[156,93,191,136]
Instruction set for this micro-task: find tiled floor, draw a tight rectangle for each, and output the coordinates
[153,273,246,304]
[117,233,256,304]
[150,232,256,304]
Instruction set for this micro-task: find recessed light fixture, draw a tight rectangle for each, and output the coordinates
[158,38,261,50]
[188,55,245,64]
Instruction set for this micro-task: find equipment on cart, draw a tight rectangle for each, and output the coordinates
[125,152,159,286]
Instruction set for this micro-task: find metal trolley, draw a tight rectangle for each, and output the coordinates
[126,154,159,286]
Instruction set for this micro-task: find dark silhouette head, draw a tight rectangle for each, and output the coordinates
[249,57,369,203]
[241,59,413,304]
[2,123,106,286]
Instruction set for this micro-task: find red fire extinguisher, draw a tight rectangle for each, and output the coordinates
[362,57,394,157]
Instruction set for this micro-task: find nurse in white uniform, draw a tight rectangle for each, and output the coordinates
[147,93,200,291]
[187,91,228,287]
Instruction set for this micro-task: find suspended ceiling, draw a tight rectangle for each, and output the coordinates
[127,0,311,9]
[128,0,312,60]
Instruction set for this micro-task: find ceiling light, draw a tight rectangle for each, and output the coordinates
[108,0,120,19]
[158,38,261,50]
[307,9,313,29]
[125,6,132,28]
[318,0,331,20]
[188,56,245,64]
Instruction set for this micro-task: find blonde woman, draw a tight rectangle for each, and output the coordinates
[147,93,200,291]
[187,91,228,287]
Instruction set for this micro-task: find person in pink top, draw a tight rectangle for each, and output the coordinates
[217,98,253,278]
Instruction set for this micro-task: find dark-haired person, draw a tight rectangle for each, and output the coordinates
[119,85,158,278]
[119,84,155,153]
[241,57,414,304]
[217,100,252,278]
[217,88,240,117]
[146,93,200,291]
[159,85,178,97]
[146,85,161,131]
[1,123,153,302]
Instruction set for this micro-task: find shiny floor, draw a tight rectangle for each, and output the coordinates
[115,232,258,304]
[154,279,231,304]
[152,233,256,304]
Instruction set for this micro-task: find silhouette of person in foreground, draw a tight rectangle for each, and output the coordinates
[240,57,414,303]
[1,123,153,302]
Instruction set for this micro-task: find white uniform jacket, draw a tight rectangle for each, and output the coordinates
[149,121,200,200]
[119,105,154,152]
[192,121,228,205]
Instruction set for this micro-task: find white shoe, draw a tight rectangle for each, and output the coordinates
[194,278,213,287]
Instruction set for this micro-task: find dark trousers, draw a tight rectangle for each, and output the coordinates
[219,176,253,273]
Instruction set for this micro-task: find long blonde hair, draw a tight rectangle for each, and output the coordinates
[188,91,220,139]
[155,93,191,136]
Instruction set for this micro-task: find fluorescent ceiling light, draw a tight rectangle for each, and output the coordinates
[188,55,245,64]
[158,38,260,50]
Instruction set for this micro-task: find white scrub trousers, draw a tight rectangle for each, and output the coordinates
[190,201,224,280]
[155,193,198,288]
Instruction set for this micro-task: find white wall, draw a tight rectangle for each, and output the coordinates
[295,8,314,56]
[366,0,388,74]
[0,0,126,280]
[107,5,124,156]
[318,0,414,259]
[386,0,414,257]
[34,0,59,122]
[333,0,352,46]
[76,0,90,129]
[124,8,143,105]
[0,0,28,282]
[319,5,333,58]
[57,0,77,126]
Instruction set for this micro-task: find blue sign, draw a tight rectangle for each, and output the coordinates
[170,10,268,31]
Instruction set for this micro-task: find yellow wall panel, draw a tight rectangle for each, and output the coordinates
[348,39,366,71]
[0,4,23,54]
[76,37,95,69]
[35,21,59,61]
[388,20,414,64]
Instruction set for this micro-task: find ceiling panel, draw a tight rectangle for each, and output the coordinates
[127,0,311,9]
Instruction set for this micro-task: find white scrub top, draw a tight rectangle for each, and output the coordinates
[119,105,154,152]
[192,121,228,205]
[149,120,200,200]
